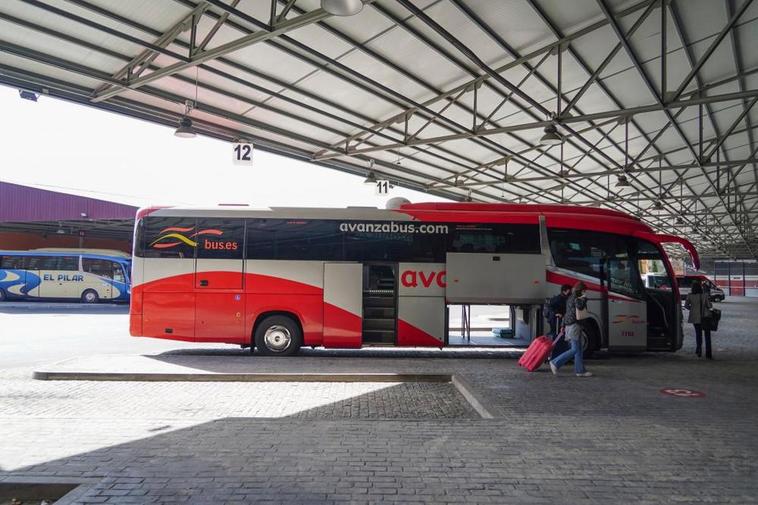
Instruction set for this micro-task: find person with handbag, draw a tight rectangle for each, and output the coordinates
[549,281,593,377]
[684,279,714,359]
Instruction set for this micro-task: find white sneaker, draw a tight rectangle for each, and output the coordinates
[576,371,593,378]
[549,361,558,375]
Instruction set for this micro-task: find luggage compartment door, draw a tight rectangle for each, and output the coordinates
[194,218,245,341]
[323,263,363,348]
[446,252,547,304]
[397,262,445,346]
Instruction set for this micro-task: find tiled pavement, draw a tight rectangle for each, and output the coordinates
[1,299,758,504]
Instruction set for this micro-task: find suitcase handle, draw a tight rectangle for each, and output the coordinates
[552,315,565,343]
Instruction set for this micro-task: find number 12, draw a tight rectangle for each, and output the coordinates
[234,144,252,161]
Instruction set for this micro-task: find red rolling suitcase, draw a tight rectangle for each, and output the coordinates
[518,335,554,372]
[519,324,564,372]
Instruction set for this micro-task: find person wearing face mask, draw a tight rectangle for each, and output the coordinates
[549,281,593,377]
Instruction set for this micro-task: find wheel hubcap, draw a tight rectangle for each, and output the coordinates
[85,292,95,302]
[263,325,292,352]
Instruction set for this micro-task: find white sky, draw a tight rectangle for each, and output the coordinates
[0,86,447,209]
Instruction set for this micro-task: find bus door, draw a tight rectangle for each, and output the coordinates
[602,256,647,351]
[634,240,679,351]
[323,262,363,347]
[81,257,114,300]
[397,262,445,346]
[194,219,245,341]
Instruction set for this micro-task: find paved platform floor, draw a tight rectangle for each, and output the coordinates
[1,299,758,504]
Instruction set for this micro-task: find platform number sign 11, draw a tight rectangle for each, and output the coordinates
[233,142,253,166]
[376,180,390,195]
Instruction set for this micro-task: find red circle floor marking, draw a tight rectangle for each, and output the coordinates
[660,388,706,398]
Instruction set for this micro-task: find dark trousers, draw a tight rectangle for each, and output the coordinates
[548,317,569,360]
[548,319,558,338]
[693,323,712,358]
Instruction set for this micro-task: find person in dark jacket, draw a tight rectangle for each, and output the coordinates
[549,281,592,377]
[684,280,713,359]
[546,284,572,337]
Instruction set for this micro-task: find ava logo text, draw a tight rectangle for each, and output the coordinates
[401,270,446,288]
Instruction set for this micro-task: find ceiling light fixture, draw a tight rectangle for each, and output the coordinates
[19,89,39,101]
[321,0,363,16]
[363,171,377,184]
[539,124,563,146]
[174,99,196,138]
[174,117,196,138]
[363,160,377,184]
[615,174,631,187]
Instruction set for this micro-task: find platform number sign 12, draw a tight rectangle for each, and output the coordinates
[233,142,253,166]
[376,180,390,195]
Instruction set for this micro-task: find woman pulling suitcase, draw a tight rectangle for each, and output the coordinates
[549,281,593,377]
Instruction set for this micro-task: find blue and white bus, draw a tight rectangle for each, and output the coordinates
[0,249,131,303]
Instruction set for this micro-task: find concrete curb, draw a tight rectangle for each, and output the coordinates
[451,374,496,419]
[32,369,499,418]
[32,371,453,383]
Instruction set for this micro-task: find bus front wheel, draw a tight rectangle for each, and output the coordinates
[81,289,99,304]
[254,315,302,356]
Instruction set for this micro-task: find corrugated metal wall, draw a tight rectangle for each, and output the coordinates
[0,181,137,222]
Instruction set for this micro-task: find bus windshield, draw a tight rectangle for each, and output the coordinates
[636,240,673,290]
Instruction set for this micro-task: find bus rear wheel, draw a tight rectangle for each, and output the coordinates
[580,322,600,358]
[254,315,302,356]
[81,289,99,304]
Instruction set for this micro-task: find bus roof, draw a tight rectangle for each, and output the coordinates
[33,247,130,258]
[399,202,639,221]
[138,202,657,236]
[0,250,131,263]
[676,273,711,279]
[139,202,641,222]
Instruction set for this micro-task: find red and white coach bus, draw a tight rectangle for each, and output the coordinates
[129,202,699,356]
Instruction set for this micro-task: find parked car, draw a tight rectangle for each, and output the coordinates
[676,274,725,302]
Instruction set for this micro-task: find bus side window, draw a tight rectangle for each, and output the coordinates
[196,218,244,260]
[83,258,113,279]
[140,217,197,259]
[58,256,79,271]
[450,224,540,255]
[0,256,24,269]
[28,256,58,270]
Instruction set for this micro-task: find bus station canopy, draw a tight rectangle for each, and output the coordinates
[0,0,756,259]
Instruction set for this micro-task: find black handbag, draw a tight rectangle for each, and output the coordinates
[705,308,721,332]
